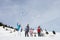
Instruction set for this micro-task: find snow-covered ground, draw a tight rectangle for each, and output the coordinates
[0,26,60,40]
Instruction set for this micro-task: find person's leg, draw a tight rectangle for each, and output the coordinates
[38,32,40,37]
[31,33,33,36]
[40,32,41,36]
[31,34,32,37]
[27,32,29,37]
[38,32,39,36]
[30,33,32,37]
[25,31,27,37]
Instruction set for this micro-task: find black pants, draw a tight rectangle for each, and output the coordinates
[38,32,41,37]
[25,31,29,37]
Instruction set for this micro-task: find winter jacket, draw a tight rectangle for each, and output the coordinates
[25,26,29,32]
[37,28,41,33]
[17,23,21,31]
[30,29,33,34]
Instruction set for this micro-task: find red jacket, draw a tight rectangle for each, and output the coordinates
[37,28,41,33]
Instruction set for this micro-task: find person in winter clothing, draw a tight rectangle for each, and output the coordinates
[34,32,36,37]
[30,28,33,37]
[37,26,41,37]
[17,23,21,31]
[25,24,29,37]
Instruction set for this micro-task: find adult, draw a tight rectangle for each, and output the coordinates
[37,26,42,37]
[25,24,29,37]
[17,23,21,31]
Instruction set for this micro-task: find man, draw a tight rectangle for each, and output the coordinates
[25,24,29,37]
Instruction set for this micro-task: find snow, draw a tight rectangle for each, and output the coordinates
[0,26,60,40]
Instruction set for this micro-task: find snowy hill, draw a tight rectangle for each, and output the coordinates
[0,26,60,40]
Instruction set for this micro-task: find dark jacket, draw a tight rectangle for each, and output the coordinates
[25,26,29,32]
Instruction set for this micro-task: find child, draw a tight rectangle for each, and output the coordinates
[30,28,33,37]
[34,32,36,37]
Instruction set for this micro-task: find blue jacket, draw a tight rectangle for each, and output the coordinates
[17,23,21,31]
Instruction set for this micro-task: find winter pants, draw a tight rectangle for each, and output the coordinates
[25,31,29,37]
[38,32,41,37]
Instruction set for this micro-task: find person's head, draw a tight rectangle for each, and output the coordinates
[27,24,29,26]
[38,26,40,28]
[27,24,29,28]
